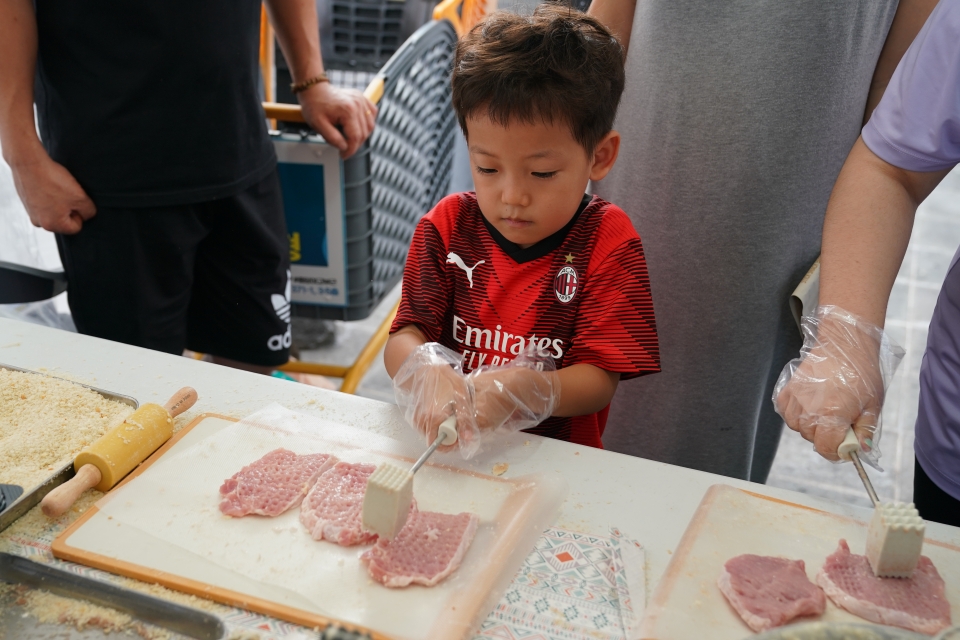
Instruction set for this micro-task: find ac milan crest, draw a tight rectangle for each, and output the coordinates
[554,265,579,303]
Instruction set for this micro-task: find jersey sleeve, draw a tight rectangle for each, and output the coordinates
[860,0,960,172]
[391,217,451,342]
[564,237,661,380]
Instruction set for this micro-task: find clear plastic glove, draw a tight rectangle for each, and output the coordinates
[393,344,560,459]
[459,354,560,458]
[393,343,477,453]
[773,305,904,467]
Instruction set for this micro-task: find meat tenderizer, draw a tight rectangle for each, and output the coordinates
[838,428,925,578]
[362,416,458,539]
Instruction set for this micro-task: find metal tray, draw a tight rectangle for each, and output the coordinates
[0,552,225,639]
[0,363,139,533]
[1,551,376,640]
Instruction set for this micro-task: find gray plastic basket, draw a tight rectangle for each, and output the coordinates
[292,18,458,321]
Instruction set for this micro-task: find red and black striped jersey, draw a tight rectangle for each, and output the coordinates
[392,192,660,448]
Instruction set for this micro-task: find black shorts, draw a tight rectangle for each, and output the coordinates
[56,169,291,367]
[914,457,960,528]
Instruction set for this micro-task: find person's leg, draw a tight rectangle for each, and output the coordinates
[56,206,205,353]
[914,457,960,527]
[186,169,291,370]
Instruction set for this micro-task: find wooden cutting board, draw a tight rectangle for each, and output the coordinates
[640,484,960,639]
[52,410,566,640]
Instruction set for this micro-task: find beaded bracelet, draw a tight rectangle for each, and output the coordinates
[291,73,330,94]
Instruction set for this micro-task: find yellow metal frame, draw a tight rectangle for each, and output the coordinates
[432,0,496,37]
[278,299,400,394]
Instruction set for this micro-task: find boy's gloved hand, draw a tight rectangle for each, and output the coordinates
[392,343,476,453]
[393,344,560,459]
[459,354,560,458]
[773,305,903,466]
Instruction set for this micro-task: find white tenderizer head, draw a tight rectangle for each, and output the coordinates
[866,501,925,578]
[362,463,414,540]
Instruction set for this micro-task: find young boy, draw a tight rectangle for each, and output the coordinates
[384,5,660,455]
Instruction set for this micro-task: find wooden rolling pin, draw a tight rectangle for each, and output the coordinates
[41,387,198,517]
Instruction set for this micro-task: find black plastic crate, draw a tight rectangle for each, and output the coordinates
[275,0,436,104]
[320,0,436,71]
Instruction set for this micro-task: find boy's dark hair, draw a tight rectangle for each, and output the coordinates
[451,3,625,153]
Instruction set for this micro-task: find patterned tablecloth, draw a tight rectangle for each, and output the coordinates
[2,506,644,640]
[475,527,645,640]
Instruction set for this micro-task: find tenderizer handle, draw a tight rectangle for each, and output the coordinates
[411,416,458,475]
[838,427,860,460]
[438,415,458,445]
[838,427,880,507]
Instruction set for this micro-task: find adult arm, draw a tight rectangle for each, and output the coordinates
[777,0,960,461]
[777,139,950,460]
[863,0,940,123]
[587,0,638,53]
[0,0,95,234]
[265,0,376,158]
[819,139,949,326]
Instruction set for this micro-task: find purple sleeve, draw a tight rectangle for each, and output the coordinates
[861,0,960,172]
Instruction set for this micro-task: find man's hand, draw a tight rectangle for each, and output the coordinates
[264,0,377,158]
[774,306,901,462]
[298,81,377,158]
[10,151,95,234]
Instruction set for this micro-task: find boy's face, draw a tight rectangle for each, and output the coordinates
[466,114,619,249]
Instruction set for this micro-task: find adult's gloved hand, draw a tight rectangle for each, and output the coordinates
[459,354,560,458]
[393,343,476,454]
[773,305,903,466]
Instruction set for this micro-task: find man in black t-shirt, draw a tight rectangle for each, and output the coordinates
[0,0,376,371]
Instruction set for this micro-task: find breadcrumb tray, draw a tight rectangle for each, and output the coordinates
[0,552,224,639]
[0,363,138,534]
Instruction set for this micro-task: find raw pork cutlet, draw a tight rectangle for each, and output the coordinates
[361,510,478,588]
[717,554,826,632]
[817,539,951,635]
[219,449,337,517]
[300,462,387,545]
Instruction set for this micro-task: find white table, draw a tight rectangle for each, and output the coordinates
[2,317,958,596]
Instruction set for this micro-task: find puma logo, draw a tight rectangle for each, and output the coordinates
[446,252,485,288]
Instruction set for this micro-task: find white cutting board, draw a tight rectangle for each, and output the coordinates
[53,406,566,640]
[640,485,960,639]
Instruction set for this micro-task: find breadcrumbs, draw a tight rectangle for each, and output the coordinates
[0,368,134,491]
[0,490,103,553]
[0,496,229,638]
[3,584,173,639]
